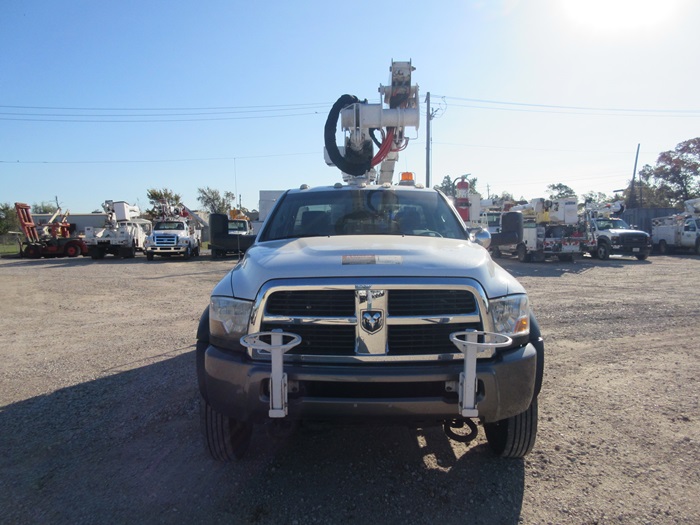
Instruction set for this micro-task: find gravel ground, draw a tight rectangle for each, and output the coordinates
[1,252,698,524]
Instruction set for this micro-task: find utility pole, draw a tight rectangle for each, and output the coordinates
[632,144,642,208]
[425,92,431,189]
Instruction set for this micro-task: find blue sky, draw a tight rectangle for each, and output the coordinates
[2,0,699,213]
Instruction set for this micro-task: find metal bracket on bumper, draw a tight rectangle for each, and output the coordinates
[240,330,301,418]
[449,331,512,418]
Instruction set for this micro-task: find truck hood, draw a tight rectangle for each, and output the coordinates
[212,236,524,300]
[606,229,648,236]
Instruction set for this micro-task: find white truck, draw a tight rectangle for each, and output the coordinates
[196,61,544,462]
[83,200,151,259]
[651,198,700,255]
[496,198,593,262]
[143,201,206,261]
[583,201,650,260]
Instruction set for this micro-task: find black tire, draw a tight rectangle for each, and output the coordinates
[491,247,502,258]
[484,397,538,458]
[183,246,192,260]
[596,242,610,260]
[64,243,81,258]
[695,239,700,255]
[556,254,574,262]
[517,243,530,263]
[658,240,668,255]
[25,245,42,259]
[635,253,649,261]
[146,252,154,261]
[200,397,252,461]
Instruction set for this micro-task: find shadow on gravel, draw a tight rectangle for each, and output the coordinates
[0,351,525,524]
[497,255,651,278]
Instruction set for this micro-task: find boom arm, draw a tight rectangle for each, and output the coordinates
[324,61,420,184]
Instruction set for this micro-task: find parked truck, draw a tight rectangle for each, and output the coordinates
[14,202,87,258]
[495,198,593,262]
[196,61,544,462]
[209,212,257,258]
[83,200,152,259]
[143,201,206,261]
[583,200,650,260]
[651,198,700,254]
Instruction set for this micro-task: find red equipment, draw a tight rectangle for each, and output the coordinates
[14,202,87,259]
[454,176,471,221]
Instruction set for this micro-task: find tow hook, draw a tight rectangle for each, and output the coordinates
[444,418,479,443]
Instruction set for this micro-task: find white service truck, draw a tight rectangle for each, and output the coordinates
[83,200,151,259]
[651,198,700,254]
[196,61,544,462]
[583,201,650,260]
[144,201,205,261]
[495,198,593,262]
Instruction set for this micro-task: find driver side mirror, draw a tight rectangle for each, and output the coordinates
[469,227,491,249]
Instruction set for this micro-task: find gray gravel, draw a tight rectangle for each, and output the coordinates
[1,252,698,524]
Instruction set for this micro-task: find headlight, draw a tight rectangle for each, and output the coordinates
[489,295,529,337]
[209,296,253,349]
[611,235,620,243]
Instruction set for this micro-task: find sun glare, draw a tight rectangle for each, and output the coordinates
[560,0,682,35]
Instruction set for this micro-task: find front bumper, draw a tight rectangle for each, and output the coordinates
[145,246,187,255]
[203,342,537,425]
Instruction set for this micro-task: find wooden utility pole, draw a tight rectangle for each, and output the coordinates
[631,143,640,208]
[425,92,431,189]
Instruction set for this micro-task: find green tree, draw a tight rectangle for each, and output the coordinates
[642,138,700,207]
[546,183,576,200]
[0,203,21,235]
[32,201,59,214]
[145,188,182,218]
[197,187,236,214]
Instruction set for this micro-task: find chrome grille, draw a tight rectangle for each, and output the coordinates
[256,284,483,362]
[153,234,178,247]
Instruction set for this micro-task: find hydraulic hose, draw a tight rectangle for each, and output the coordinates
[324,94,372,176]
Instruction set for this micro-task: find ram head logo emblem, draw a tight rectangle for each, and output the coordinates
[361,310,383,333]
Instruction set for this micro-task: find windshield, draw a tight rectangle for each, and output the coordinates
[594,218,630,230]
[154,221,185,231]
[260,188,468,241]
[228,220,248,233]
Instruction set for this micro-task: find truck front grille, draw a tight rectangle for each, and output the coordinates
[153,234,178,247]
[256,285,483,362]
[619,233,648,246]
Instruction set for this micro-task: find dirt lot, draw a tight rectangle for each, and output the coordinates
[1,252,698,524]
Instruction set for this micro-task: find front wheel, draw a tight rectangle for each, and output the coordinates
[484,397,538,458]
[517,243,530,263]
[596,242,611,260]
[183,246,192,260]
[635,252,649,261]
[146,252,154,261]
[64,243,81,258]
[658,240,668,255]
[200,398,252,461]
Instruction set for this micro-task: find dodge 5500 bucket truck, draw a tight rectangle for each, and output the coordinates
[196,61,544,461]
[144,200,206,261]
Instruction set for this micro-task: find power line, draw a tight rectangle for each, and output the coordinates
[1,151,319,165]
[434,95,700,116]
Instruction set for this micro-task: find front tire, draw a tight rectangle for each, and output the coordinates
[517,243,530,263]
[658,240,668,255]
[596,242,611,260]
[146,252,154,261]
[200,398,252,461]
[484,397,538,458]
